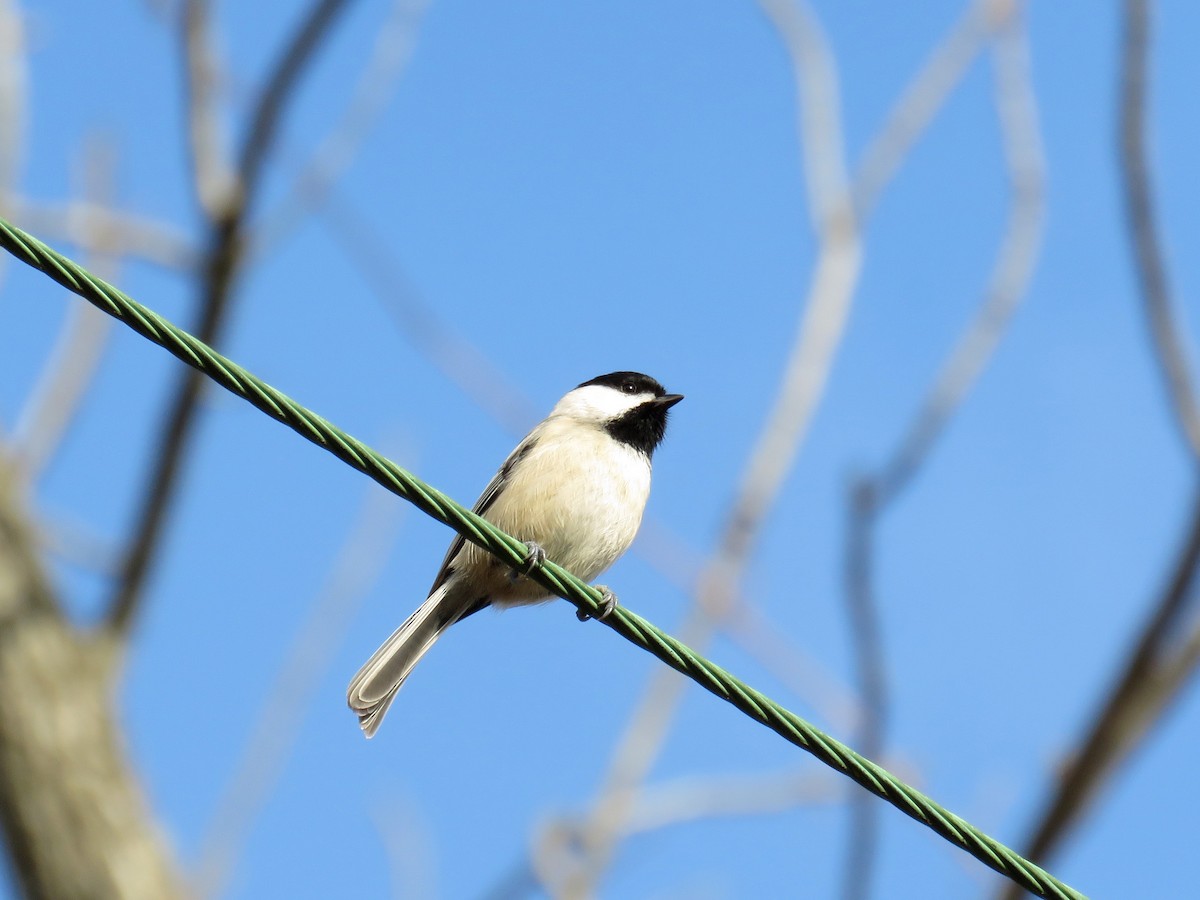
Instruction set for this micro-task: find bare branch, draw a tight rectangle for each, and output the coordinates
[236,0,352,192]
[0,0,26,197]
[1,457,187,897]
[853,0,1001,216]
[1001,496,1200,898]
[181,0,236,218]
[255,0,429,255]
[0,459,58,621]
[996,4,1200,888]
[720,0,859,574]
[1117,0,1200,460]
[1147,612,1200,712]
[842,10,1044,897]
[12,138,120,484]
[533,770,841,892]
[619,769,841,836]
[0,0,27,292]
[105,0,355,636]
[874,11,1044,505]
[3,197,196,271]
[840,481,888,900]
[194,479,403,897]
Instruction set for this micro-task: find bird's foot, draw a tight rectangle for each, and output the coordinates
[515,541,546,578]
[576,586,618,622]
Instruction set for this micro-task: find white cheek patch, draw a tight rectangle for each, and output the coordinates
[553,385,657,420]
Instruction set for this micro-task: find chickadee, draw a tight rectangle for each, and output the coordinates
[347,371,682,737]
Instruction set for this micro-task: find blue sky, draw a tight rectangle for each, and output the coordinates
[2,1,1198,897]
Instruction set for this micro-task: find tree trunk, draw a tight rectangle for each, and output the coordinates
[0,472,185,900]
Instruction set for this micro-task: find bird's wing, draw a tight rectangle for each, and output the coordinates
[425,430,541,605]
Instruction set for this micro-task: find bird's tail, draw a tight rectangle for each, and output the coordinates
[347,584,461,737]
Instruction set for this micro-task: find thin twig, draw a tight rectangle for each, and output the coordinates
[0,0,25,194]
[999,3,1199,887]
[0,0,26,292]
[721,0,859,574]
[105,0,354,635]
[841,482,888,900]
[180,0,235,218]
[531,770,841,895]
[1117,0,1200,460]
[255,0,429,255]
[193,479,404,897]
[3,197,196,272]
[1001,492,1200,900]
[236,0,352,191]
[621,769,840,835]
[841,7,1045,898]
[852,0,1002,216]
[12,138,120,484]
[872,10,1044,505]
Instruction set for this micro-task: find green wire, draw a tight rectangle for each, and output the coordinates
[0,215,1086,900]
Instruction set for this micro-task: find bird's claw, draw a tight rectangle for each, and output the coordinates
[517,541,546,576]
[577,586,618,622]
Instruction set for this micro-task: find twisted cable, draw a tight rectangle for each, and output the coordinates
[0,215,1086,899]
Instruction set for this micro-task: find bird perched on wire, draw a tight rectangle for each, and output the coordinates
[347,371,683,737]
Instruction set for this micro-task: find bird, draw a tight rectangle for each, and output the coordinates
[346,371,683,737]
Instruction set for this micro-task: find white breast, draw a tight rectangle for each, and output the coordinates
[464,419,652,606]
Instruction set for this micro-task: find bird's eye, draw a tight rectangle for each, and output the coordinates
[622,382,637,394]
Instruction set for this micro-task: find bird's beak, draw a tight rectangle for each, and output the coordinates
[653,394,684,409]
